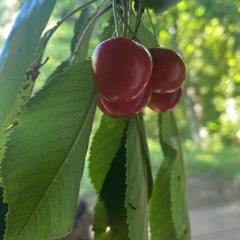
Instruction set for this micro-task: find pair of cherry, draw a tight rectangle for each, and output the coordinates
[92,37,185,117]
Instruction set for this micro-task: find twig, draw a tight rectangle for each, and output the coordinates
[112,0,121,36]
[70,3,112,63]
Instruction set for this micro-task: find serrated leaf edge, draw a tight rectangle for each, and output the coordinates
[2,90,97,240]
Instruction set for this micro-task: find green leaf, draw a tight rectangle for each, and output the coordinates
[71,6,96,62]
[94,129,129,240]
[90,118,129,240]
[171,162,191,240]
[137,23,159,48]
[150,112,191,240]
[126,116,149,240]
[30,24,57,68]
[46,60,70,85]
[0,0,56,128]
[143,0,179,12]
[149,158,177,240]
[160,112,191,240]
[0,1,58,187]
[72,6,104,64]
[2,61,96,240]
[0,187,7,239]
[99,17,115,42]
[136,113,153,199]
[89,116,127,193]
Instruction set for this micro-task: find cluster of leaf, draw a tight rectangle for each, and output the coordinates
[0,0,190,239]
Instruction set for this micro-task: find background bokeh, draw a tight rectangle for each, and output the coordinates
[1,0,240,239]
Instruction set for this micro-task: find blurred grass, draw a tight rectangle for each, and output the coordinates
[184,145,240,180]
[149,141,240,181]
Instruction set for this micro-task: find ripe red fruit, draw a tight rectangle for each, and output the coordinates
[148,88,182,112]
[92,37,153,102]
[98,84,152,117]
[149,48,186,93]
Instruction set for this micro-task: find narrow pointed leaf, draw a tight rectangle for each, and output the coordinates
[126,117,149,240]
[0,73,36,188]
[90,117,128,239]
[2,61,96,240]
[89,116,127,193]
[0,0,56,128]
[137,23,159,48]
[71,4,110,64]
[94,129,129,240]
[160,112,191,240]
[150,112,191,240]
[136,113,153,199]
[71,6,96,62]
[100,17,115,41]
[171,163,191,240]
[0,1,55,185]
[149,160,177,240]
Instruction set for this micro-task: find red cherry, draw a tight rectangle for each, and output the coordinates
[98,84,152,117]
[149,48,186,93]
[148,88,182,112]
[92,37,153,102]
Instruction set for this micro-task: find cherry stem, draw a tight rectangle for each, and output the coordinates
[146,9,158,43]
[121,0,129,36]
[112,0,121,37]
[120,0,125,35]
[116,7,140,42]
[135,113,151,162]
[134,0,143,35]
[47,0,98,39]
[126,0,132,37]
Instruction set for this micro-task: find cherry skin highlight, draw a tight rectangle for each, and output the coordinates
[148,88,182,112]
[149,48,186,93]
[98,84,152,117]
[92,37,153,102]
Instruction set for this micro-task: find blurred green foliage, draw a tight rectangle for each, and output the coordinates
[147,0,240,146]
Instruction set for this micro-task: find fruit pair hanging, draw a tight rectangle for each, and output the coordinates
[92,37,185,117]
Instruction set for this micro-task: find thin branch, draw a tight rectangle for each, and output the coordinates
[146,8,158,43]
[70,3,112,63]
[134,0,144,35]
[56,0,98,28]
[134,113,151,162]
[33,0,98,65]
[112,0,121,36]
[116,8,140,42]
